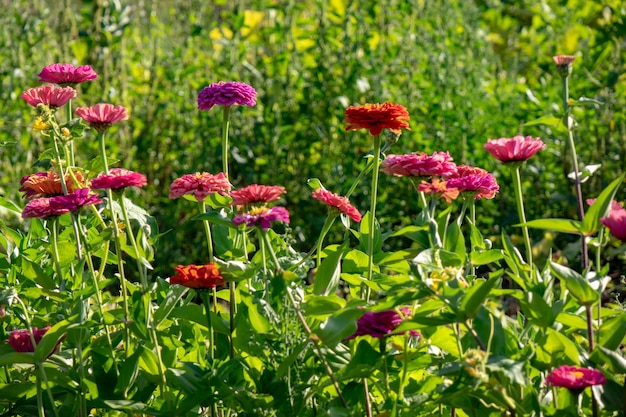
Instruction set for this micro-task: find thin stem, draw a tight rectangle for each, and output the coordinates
[98,131,110,174]
[36,373,44,417]
[199,291,215,361]
[201,202,215,262]
[315,214,337,267]
[464,320,486,351]
[585,305,595,352]
[229,282,236,360]
[222,106,231,179]
[512,166,533,279]
[66,100,75,167]
[364,134,382,301]
[363,379,373,417]
[49,219,65,287]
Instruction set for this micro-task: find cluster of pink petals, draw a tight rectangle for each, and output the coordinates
[19,171,84,198]
[347,307,419,339]
[169,172,232,202]
[75,103,129,131]
[552,55,576,67]
[232,206,290,230]
[22,85,77,108]
[22,188,102,219]
[198,81,257,111]
[91,168,147,190]
[230,184,286,206]
[38,63,98,85]
[312,188,362,222]
[418,178,460,204]
[599,201,626,241]
[545,365,606,390]
[7,326,51,352]
[381,152,457,178]
[444,165,499,199]
[484,136,545,163]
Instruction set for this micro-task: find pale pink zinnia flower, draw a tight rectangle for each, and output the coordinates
[49,188,102,212]
[169,172,232,202]
[232,206,290,230]
[444,165,499,199]
[38,63,98,86]
[545,365,606,391]
[230,184,286,206]
[21,85,77,108]
[75,103,129,131]
[91,168,147,190]
[484,136,545,163]
[381,152,457,178]
[22,197,70,219]
[312,188,362,222]
[418,178,460,204]
[198,81,257,111]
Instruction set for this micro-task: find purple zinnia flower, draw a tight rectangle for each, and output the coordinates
[38,63,98,86]
[198,81,257,111]
[232,206,290,230]
[444,165,499,199]
[49,188,102,212]
[91,168,147,190]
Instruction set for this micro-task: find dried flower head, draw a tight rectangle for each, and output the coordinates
[169,172,232,202]
[91,168,147,190]
[344,102,410,136]
[22,85,77,108]
[382,152,457,178]
[20,171,85,199]
[198,81,257,111]
[38,63,98,86]
[170,263,225,289]
[230,184,287,206]
[546,365,606,391]
[232,206,290,230]
[484,136,545,163]
[444,165,499,199]
[75,103,129,131]
[312,188,362,222]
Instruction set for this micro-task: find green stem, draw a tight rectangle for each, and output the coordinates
[199,291,215,361]
[315,214,338,267]
[98,131,110,174]
[49,219,65,288]
[512,166,533,279]
[345,140,393,199]
[66,100,75,167]
[201,202,214,262]
[36,373,44,417]
[229,282,236,360]
[364,134,382,301]
[222,106,231,179]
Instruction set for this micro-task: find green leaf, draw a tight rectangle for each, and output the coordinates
[524,115,563,128]
[470,249,504,266]
[114,350,141,396]
[581,174,625,235]
[590,346,626,374]
[315,307,364,347]
[519,292,556,327]
[358,212,382,254]
[303,295,346,317]
[307,178,323,190]
[0,352,36,366]
[153,284,188,327]
[459,274,500,319]
[444,221,466,259]
[138,345,161,382]
[0,196,22,213]
[34,320,70,362]
[521,219,582,234]
[314,245,347,296]
[549,262,599,306]
[191,211,236,228]
[389,225,430,249]
[599,314,626,350]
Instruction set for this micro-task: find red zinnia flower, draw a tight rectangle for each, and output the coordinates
[21,85,77,108]
[418,178,460,204]
[444,165,499,200]
[38,63,98,86]
[344,102,410,136]
[546,365,606,391]
[381,152,457,178]
[20,171,85,198]
[230,184,286,206]
[232,206,290,230]
[75,103,129,131]
[484,136,545,163]
[198,81,257,111]
[347,307,419,339]
[169,172,232,202]
[91,168,147,190]
[170,263,225,289]
[7,326,55,353]
[312,188,362,222]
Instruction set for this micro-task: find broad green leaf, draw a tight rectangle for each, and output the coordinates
[582,174,625,235]
[521,219,582,234]
[114,350,141,396]
[303,295,346,317]
[315,307,364,347]
[459,274,500,319]
[138,345,161,382]
[470,249,504,266]
[389,225,430,249]
[590,346,626,374]
[34,320,70,362]
[154,284,188,327]
[523,114,562,128]
[314,245,347,296]
[357,211,382,254]
[0,352,36,366]
[519,292,556,328]
[192,211,236,228]
[307,178,323,190]
[549,262,598,306]
[599,314,626,350]
[444,221,465,259]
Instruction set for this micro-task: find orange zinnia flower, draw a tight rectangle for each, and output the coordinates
[170,263,225,289]
[20,171,85,199]
[344,102,410,136]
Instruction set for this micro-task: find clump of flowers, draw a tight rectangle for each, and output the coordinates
[169,172,232,202]
[444,165,499,199]
[75,103,129,131]
[230,184,286,206]
[22,85,77,109]
[484,135,545,163]
[7,326,51,353]
[20,171,85,198]
[344,102,410,136]
[312,188,362,222]
[546,365,606,391]
[170,263,225,289]
[91,168,147,190]
[232,206,290,230]
[198,81,257,111]
[418,178,459,204]
[38,63,98,86]
[381,152,457,178]
[347,307,417,339]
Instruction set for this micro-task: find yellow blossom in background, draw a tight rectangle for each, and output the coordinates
[32,116,51,131]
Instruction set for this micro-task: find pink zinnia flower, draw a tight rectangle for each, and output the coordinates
[312,188,362,222]
[381,152,457,178]
[230,184,287,206]
[49,188,102,212]
[484,136,545,163]
[91,168,147,190]
[38,63,98,85]
[552,55,576,68]
[418,178,460,204]
[347,307,419,339]
[22,198,70,219]
[546,365,606,391]
[21,85,77,108]
[444,165,499,199]
[198,81,257,111]
[600,206,626,241]
[169,172,232,202]
[232,206,290,230]
[7,326,52,353]
[75,103,129,131]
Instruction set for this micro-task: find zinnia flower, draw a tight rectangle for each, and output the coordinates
[75,103,129,131]
[22,198,70,219]
[170,263,225,289]
[38,63,98,85]
[7,326,52,353]
[418,178,460,204]
[546,365,606,391]
[600,205,626,241]
[230,184,286,206]
[344,102,410,136]
[484,136,545,163]
[232,206,290,230]
[20,171,85,198]
[381,152,457,178]
[49,188,102,212]
[444,165,499,199]
[553,55,576,78]
[198,81,257,111]
[347,307,419,339]
[91,168,147,190]
[312,188,362,222]
[22,85,77,108]
[169,172,232,202]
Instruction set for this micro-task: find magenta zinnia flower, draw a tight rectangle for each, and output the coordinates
[198,81,257,111]
[232,206,290,230]
[546,365,606,391]
[91,168,147,190]
[75,103,129,131]
[484,136,545,163]
[169,172,232,202]
[444,165,499,199]
[21,85,77,108]
[600,205,626,241]
[347,307,419,339]
[22,198,70,219]
[38,63,98,85]
[49,188,102,212]
[230,184,287,206]
[381,152,457,178]
[7,326,51,353]
[312,188,362,222]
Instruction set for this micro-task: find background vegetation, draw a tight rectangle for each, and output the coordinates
[1,0,625,280]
